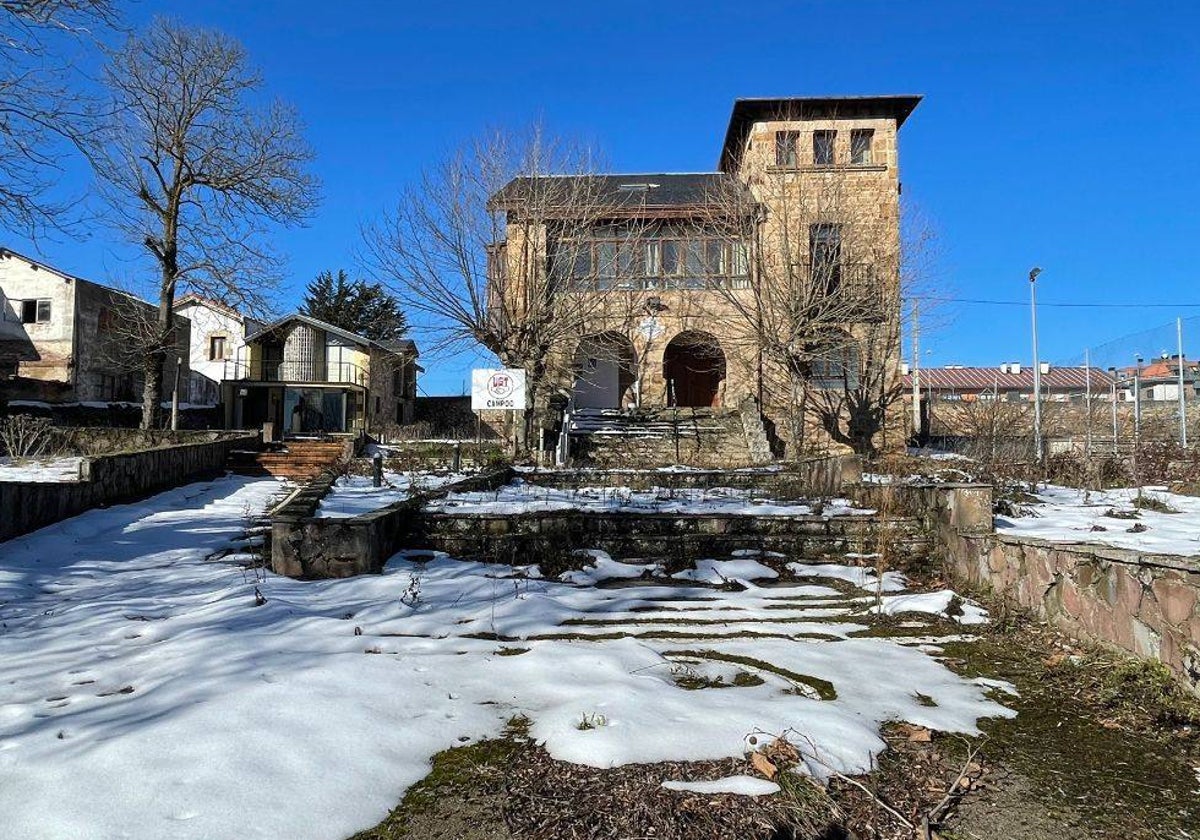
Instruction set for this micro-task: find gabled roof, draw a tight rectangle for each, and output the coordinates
[490,173,751,214]
[0,247,88,284]
[0,246,161,311]
[173,292,249,321]
[904,366,1114,391]
[719,95,923,171]
[247,313,418,357]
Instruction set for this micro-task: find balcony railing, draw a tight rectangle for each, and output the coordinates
[794,261,885,321]
[223,359,368,387]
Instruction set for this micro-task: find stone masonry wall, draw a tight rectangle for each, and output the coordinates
[947,533,1200,695]
[0,432,260,541]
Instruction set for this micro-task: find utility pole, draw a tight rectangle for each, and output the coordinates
[1178,318,1188,448]
[911,299,921,438]
[1108,367,1118,455]
[1084,347,1092,456]
[1029,267,1043,463]
[1134,354,1143,440]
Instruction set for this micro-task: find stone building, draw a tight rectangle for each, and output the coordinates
[0,247,190,405]
[489,95,920,455]
[223,313,419,437]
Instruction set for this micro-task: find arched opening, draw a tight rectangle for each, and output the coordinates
[663,331,726,408]
[572,332,637,410]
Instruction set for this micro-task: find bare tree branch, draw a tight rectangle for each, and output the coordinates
[0,0,117,234]
[84,17,319,428]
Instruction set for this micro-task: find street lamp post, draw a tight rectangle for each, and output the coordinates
[1029,267,1043,463]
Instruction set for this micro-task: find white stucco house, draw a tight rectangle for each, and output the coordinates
[173,293,265,406]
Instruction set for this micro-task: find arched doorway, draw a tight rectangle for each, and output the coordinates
[663,331,726,408]
[572,332,637,409]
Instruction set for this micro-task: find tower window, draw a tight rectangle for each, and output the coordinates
[851,129,874,165]
[813,131,836,166]
[774,131,800,167]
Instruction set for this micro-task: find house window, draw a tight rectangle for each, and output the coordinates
[374,396,381,415]
[21,299,51,324]
[850,129,874,165]
[811,342,861,390]
[809,223,843,293]
[774,131,800,167]
[813,130,836,166]
[208,335,228,361]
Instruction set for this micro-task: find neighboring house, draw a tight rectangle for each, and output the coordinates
[1114,356,1200,402]
[488,95,918,452]
[0,247,190,405]
[174,293,265,407]
[223,313,418,436]
[902,363,1116,403]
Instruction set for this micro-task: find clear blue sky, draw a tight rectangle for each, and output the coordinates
[8,0,1200,394]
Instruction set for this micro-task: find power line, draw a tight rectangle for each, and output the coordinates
[912,295,1200,309]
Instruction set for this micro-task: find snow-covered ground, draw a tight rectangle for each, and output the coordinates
[0,476,1009,840]
[317,471,471,518]
[426,479,872,517]
[0,456,85,482]
[996,484,1200,556]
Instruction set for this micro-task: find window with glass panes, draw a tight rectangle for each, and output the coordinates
[550,224,749,291]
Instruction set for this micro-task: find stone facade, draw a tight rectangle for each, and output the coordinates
[491,97,916,457]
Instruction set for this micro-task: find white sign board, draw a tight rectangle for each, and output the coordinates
[471,368,527,410]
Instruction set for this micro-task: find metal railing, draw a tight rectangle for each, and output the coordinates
[223,359,368,387]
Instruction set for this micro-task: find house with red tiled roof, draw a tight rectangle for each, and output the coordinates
[1113,355,1200,402]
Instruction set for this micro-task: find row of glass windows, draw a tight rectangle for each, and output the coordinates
[775,128,875,167]
[550,238,750,285]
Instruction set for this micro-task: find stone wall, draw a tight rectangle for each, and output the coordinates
[0,432,261,541]
[946,533,1200,695]
[419,509,929,570]
[270,470,512,579]
[529,453,861,497]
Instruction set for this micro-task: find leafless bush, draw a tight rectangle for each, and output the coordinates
[0,414,60,459]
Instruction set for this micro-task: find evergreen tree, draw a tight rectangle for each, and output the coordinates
[301,269,408,342]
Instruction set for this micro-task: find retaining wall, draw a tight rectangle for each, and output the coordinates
[526,454,862,497]
[418,509,929,570]
[0,432,261,541]
[270,470,512,579]
[946,532,1200,694]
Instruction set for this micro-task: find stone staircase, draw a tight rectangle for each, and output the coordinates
[567,406,763,469]
[227,439,348,482]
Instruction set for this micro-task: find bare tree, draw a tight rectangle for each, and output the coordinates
[364,126,658,450]
[86,18,318,428]
[696,140,932,458]
[0,0,118,234]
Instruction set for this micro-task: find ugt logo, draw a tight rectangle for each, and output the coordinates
[486,373,514,400]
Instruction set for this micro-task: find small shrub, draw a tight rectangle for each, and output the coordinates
[1133,494,1178,514]
[0,414,59,460]
[576,712,607,730]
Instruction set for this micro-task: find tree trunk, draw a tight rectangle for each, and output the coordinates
[140,349,164,429]
[140,278,175,430]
